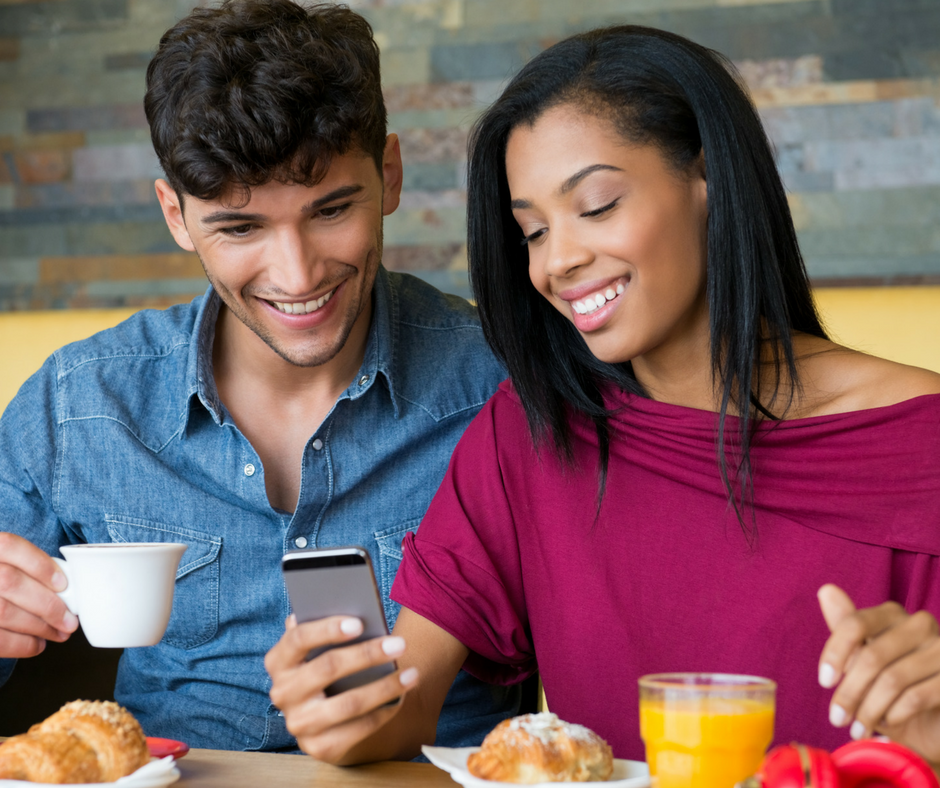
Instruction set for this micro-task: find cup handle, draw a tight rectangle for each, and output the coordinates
[52,557,79,616]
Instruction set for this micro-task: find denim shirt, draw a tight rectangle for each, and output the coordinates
[0,267,520,751]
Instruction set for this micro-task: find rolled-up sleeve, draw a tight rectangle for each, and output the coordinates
[392,388,536,686]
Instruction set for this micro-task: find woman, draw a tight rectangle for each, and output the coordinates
[265,25,940,767]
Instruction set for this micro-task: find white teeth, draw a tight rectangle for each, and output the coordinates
[272,289,333,315]
[571,280,628,315]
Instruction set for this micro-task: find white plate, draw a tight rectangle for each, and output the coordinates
[422,745,650,787]
[0,755,180,787]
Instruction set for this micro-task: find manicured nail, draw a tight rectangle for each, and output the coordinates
[400,667,419,686]
[850,720,866,740]
[51,572,67,592]
[830,704,848,726]
[819,662,837,688]
[340,618,363,636]
[382,636,405,656]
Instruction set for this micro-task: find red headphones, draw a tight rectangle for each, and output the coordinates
[739,740,939,788]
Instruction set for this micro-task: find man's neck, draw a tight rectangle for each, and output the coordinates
[208,300,374,513]
[212,301,372,407]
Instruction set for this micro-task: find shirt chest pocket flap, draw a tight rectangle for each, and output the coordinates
[105,515,222,649]
[374,518,421,631]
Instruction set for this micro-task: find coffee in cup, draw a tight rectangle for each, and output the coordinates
[54,542,187,648]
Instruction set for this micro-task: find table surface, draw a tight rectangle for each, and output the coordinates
[175,747,457,787]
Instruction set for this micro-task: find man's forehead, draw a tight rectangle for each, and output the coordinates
[185,152,380,214]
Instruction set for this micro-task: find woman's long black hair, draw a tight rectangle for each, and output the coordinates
[467,25,827,532]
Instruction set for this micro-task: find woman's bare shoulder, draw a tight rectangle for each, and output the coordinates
[792,335,940,417]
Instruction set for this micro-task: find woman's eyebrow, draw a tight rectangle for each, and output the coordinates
[510,163,624,210]
[559,163,623,195]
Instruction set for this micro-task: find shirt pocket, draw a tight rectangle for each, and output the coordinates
[373,518,421,631]
[105,515,222,650]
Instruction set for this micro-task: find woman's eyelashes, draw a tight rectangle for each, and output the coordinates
[520,227,547,246]
[518,198,620,245]
[581,198,619,218]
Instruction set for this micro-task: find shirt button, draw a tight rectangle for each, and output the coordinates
[294,536,308,548]
[312,439,323,451]
[244,463,256,477]
[358,375,369,386]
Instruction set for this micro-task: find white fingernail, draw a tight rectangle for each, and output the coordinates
[340,618,362,636]
[382,636,405,656]
[850,720,866,740]
[400,667,419,686]
[830,704,848,726]
[819,663,837,688]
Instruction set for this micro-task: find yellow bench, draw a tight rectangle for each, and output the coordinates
[2,287,940,415]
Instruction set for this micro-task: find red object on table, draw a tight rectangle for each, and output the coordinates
[831,740,939,788]
[146,736,190,759]
[743,740,938,788]
[748,744,840,788]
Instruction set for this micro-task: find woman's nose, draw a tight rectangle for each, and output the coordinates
[543,227,594,278]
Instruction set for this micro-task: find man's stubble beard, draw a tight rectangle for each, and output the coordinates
[197,237,382,370]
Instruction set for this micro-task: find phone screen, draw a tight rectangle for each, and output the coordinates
[282,547,395,696]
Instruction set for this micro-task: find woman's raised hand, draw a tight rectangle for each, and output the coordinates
[818,583,940,768]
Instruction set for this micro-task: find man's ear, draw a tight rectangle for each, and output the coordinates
[381,134,403,216]
[154,179,196,252]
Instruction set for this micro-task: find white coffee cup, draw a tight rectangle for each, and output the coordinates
[54,542,188,648]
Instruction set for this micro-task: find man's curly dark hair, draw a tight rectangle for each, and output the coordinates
[145,0,387,203]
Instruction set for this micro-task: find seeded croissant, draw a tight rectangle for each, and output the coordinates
[0,699,151,783]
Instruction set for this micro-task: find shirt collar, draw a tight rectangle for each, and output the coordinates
[180,287,223,433]
[343,265,401,418]
[180,268,402,433]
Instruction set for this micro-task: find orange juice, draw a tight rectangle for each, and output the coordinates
[640,698,774,788]
[638,674,775,788]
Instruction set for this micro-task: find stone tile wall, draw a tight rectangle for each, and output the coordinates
[1,0,938,308]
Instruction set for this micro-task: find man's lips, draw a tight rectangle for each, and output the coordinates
[261,284,339,316]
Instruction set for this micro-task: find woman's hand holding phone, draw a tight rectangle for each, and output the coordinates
[265,612,419,764]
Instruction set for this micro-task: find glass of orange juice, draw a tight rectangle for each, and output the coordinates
[639,673,775,788]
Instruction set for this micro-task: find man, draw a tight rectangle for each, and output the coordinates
[0,0,519,751]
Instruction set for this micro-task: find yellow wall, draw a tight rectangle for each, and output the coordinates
[0,309,137,414]
[813,287,940,374]
[1,287,939,415]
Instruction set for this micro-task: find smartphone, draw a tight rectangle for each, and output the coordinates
[281,546,396,696]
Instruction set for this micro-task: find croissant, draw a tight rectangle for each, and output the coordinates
[0,700,151,783]
[467,712,614,783]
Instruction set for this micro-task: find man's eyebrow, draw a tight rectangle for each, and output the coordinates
[199,184,366,225]
[509,164,624,210]
[302,184,365,213]
[201,210,264,225]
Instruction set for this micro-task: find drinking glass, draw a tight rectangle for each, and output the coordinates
[639,673,776,788]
